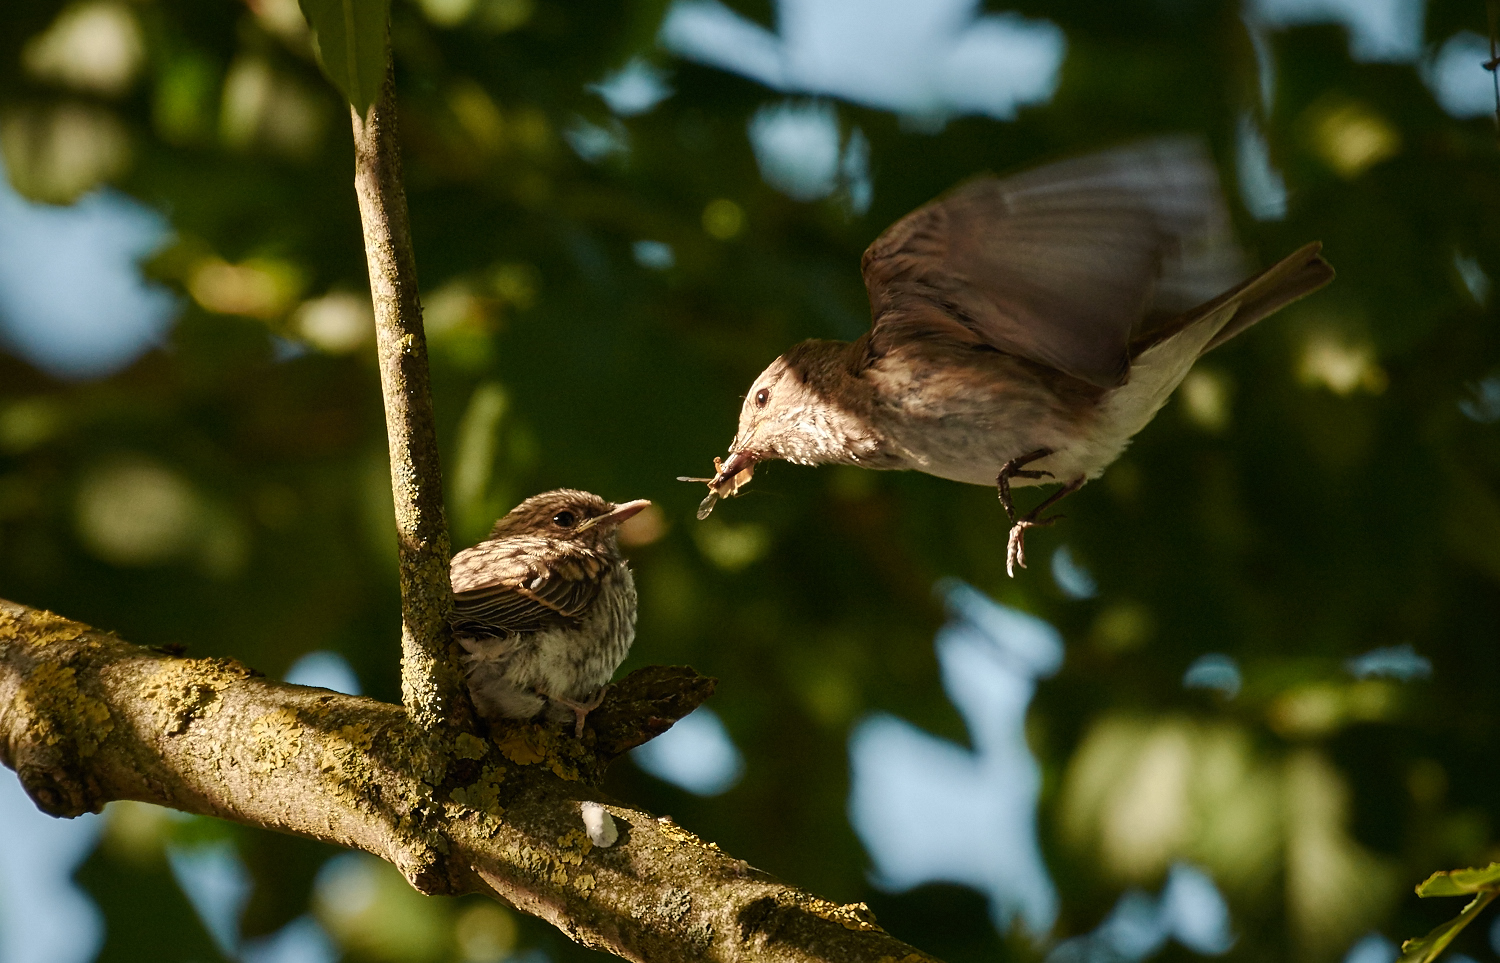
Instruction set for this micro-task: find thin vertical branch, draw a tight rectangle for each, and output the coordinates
[350,64,471,733]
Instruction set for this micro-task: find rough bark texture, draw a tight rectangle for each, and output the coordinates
[0,600,940,963]
[351,68,467,734]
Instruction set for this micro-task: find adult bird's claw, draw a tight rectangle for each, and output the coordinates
[996,448,1055,522]
[1006,516,1063,577]
[997,464,1085,578]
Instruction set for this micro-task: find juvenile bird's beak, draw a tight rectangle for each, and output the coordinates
[581,498,651,532]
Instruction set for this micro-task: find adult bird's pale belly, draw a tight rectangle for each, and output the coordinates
[867,351,1095,488]
[867,306,1234,489]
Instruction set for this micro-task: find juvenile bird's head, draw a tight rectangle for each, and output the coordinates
[487,489,649,549]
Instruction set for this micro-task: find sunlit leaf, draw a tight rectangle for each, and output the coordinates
[296,0,390,113]
[1398,890,1499,963]
[1415,863,1500,898]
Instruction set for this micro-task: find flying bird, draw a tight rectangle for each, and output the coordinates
[450,489,648,736]
[686,138,1333,575]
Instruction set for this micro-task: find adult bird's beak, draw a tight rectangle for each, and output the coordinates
[580,498,651,532]
[684,451,755,519]
[711,451,756,491]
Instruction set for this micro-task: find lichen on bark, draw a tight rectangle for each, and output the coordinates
[349,64,470,737]
[0,596,939,961]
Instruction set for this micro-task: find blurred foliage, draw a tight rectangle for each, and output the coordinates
[2,0,1500,961]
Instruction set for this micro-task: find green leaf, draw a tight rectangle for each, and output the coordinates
[1415,863,1500,898]
[296,0,391,114]
[1399,890,1499,963]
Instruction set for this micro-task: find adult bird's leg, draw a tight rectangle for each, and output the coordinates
[1003,477,1085,578]
[542,685,612,738]
[997,448,1090,576]
[997,448,1055,522]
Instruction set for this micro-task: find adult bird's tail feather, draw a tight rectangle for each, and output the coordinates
[1131,242,1334,358]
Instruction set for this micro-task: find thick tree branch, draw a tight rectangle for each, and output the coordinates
[351,66,467,733]
[0,600,940,963]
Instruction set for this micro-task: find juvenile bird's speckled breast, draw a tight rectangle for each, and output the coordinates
[458,561,637,723]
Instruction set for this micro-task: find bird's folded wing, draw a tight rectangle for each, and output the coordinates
[859,137,1245,388]
[450,539,603,635]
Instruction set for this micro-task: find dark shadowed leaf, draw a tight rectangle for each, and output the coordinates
[297,0,391,114]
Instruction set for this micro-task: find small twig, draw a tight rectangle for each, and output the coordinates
[1488,0,1500,140]
[350,63,471,733]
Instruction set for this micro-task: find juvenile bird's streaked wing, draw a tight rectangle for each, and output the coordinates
[859,137,1245,387]
[450,537,604,636]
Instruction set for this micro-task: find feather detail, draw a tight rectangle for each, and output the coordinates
[447,488,642,728]
[860,137,1244,387]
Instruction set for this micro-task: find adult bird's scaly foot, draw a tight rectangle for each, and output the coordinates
[997,450,1084,577]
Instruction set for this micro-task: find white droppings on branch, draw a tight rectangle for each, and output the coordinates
[581,800,618,848]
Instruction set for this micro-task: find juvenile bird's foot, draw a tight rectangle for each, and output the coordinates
[543,685,612,738]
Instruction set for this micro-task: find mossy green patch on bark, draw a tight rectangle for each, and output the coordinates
[250,708,303,772]
[490,724,588,782]
[454,732,488,760]
[448,763,506,814]
[21,662,113,755]
[555,829,592,866]
[1,608,89,647]
[319,721,380,806]
[494,726,550,765]
[142,659,252,736]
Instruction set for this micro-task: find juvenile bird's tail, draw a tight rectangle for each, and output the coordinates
[1132,242,1334,357]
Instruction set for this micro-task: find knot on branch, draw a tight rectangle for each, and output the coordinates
[394,843,455,896]
[16,757,100,818]
[0,605,113,816]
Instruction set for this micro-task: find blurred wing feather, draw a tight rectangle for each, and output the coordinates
[860,138,1245,387]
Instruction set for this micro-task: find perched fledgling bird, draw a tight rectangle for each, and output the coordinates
[688,138,1334,575]
[450,489,648,737]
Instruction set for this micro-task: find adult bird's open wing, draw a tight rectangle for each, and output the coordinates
[450,536,603,637]
[858,137,1246,387]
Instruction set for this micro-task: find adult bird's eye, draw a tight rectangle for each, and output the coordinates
[755,388,770,408]
[553,511,576,528]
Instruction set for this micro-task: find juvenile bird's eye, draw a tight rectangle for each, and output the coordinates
[553,511,577,528]
[755,388,770,408]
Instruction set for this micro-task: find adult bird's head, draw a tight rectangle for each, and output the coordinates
[692,340,873,518]
[487,489,650,547]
